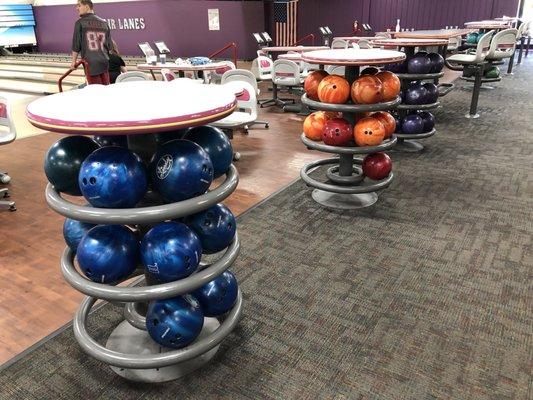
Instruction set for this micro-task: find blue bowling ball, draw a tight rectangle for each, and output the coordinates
[402,114,425,135]
[79,146,148,208]
[155,129,189,146]
[428,52,444,73]
[146,295,204,349]
[192,270,238,317]
[63,218,95,251]
[407,52,432,74]
[93,135,128,148]
[418,111,435,132]
[149,139,213,202]
[404,81,429,105]
[77,225,139,284]
[44,135,100,196]
[422,82,439,104]
[184,204,236,254]
[183,126,233,178]
[141,221,202,282]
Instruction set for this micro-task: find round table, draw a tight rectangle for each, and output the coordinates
[261,46,328,60]
[333,36,374,43]
[301,48,405,66]
[372,37,450,58]
[465,21,511,30]
[394,29,475,39]
[26,81,237,135]
[137,62,230,81]
[277,53,303,61]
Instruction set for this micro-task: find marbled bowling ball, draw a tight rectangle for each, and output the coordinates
[184,204,236,254]
[304,70,329,101]
[146,295,204,349]
[422,82,439,104]
[141,221,202,282]
[93,135,128,148]
[401,114,425,135]
[322,118,353,146]
[418,111,435,132]
[44,135,99,196]
[428,52,444,73]
[183,126,233,178]
[77,224,139,284]
[351,75,384,104]
[375,71,401,101]
[372,111,396,139]
[63,218,95,251]
[407,52,432,74]
[403,81,428,105]
[149,140,213,202]
[192,270,238,317]
[79,146,148,208]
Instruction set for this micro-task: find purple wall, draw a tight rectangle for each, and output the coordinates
[298,0,520,38]
[34,0,264,59]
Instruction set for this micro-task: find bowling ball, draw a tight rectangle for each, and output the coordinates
[401,114,424,135]
[428,53,444,73]
[77,224,139,284]
[372,111,396,139]
[155,129,190,146]
[484,66,500,79]
[44,135,99,196]
[393,114,402,133]
[149,140,213,202]
[354,117,386,147]
[146,295,204,349]
[63,218,95,251]
[362,152,392,180]
[360,66,380,75]
[317,75,350,104]
[141,221,202,282]
[192,270,238,317]
[383,61,407,73]
[418,111,435,132]
[183,126,233,178]
[422,82,439,103]
[375,71,401,101]
[322,118,353,146]
[466,33,478,44]
[404,81,429,105]
[351,75,384,104]
[304,70,329,101]
[79,146,148,208]
[93,135,128,148]
[303,111,336,141]
[184,204,236,254]
[407,52,432,74]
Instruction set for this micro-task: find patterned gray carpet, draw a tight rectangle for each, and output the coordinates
[1,61,532,400]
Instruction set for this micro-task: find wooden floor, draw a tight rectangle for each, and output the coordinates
[0,68,460,364]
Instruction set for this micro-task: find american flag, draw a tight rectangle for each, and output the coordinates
[274,0,298,46]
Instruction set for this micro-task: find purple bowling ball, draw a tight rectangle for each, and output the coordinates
[422,82,439,104]
[404,82,428,105]
[402,114,424,135]
[428,53,444,73]
[418,111,435,132]
[384,61,407,73]
[392,114,402,133]
[407,52,432,74]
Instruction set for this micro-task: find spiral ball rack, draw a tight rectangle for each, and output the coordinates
[28,82,243,383]
[300,49,405,210]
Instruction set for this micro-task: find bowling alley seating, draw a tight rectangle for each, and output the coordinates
[447,30,494,118]
[516,21,531,65]
[209,61,236,84]
[447,36,462,52]
[115,71,150,83]
[0,96,16,211]
[161,68,177,82]
[261,59,302,109]
[221,69,269,129]
[331,38,349,49]
[326,65,346,75]
[484,28,518,74]
[358,39,373,49]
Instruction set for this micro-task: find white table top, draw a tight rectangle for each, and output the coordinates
[465,20,511,29]
[301,48,405,66]
[278,53,303,61]
[137,61,229,72]
[372,38,449,47]
[262,46,329,53]
[26,81,237,135]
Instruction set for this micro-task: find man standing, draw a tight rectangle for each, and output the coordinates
[71,0,112,85]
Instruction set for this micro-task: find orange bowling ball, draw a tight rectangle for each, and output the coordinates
[317,75,350,104]
[376,71,401,101]
[354,117,386,146]
[372,111,396,139]
[351,75,384,104]
[303,111,334,141]
[304,70,329,101]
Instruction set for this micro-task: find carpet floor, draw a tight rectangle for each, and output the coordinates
[1,61,531,400]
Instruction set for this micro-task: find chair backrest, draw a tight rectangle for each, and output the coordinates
[251,56,273,80]
[272,59,301,86]
[325,65,345,75]
[222,81,258,119]
[331,38,349,49]
[210,61,236,84]
[161,68,176,82]
[487,28,518,59]
[358,39,372,49]
[517,21,527,37]
[447,36,461,51]
[375,32,392,39]
[0,96,16,145]
[115,71,150,83]
[221,69,259,95]
[473,30,494,62]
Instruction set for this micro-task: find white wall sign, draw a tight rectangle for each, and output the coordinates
[208,8,220,31]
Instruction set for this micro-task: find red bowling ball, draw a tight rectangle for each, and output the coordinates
[322,118,353,146]
[362,152,392,180]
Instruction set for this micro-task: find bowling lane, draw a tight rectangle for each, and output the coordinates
[0,70,84,86]
[0,78,74,95]
[0,64,87,77]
